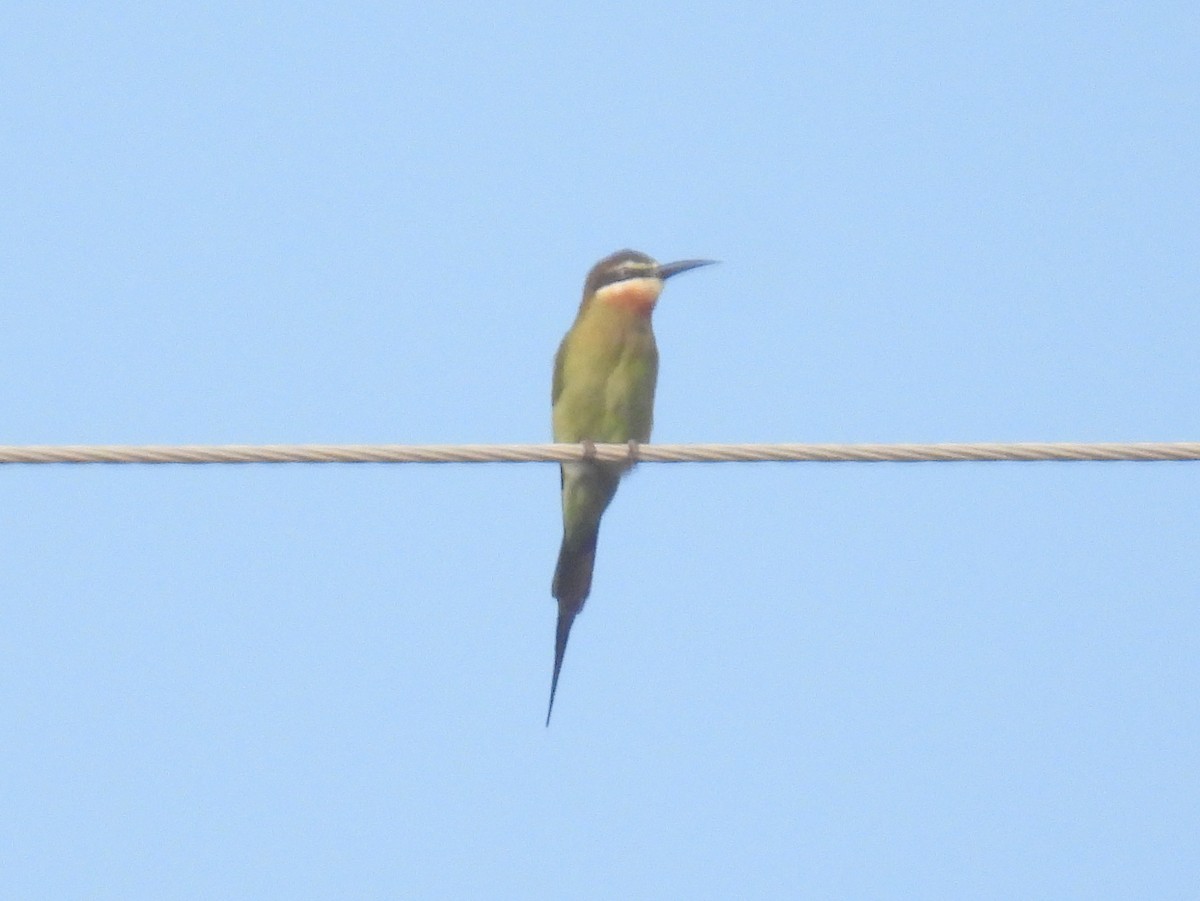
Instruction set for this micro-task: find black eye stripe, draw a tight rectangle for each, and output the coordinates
[599,268,648,289]
[582,250,659,296]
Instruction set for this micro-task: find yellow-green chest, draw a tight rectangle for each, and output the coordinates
[552,303,659,443]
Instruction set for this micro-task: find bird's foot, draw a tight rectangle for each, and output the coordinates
[580,439,596,461]
[626,439,641,465]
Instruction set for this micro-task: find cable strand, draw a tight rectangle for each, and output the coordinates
[0,441,1197,464]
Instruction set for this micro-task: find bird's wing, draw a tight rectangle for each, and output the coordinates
[552,336,567,408]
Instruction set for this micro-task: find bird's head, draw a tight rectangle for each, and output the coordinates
[583,249,717,315]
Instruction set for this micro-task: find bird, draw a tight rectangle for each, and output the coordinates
[547,249,716,724]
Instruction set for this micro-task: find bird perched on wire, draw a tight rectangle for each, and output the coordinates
[547,249,716,724]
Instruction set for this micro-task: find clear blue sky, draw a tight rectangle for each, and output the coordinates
[3,3,1198,898]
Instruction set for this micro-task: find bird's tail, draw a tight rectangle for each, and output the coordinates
[546,603,578,726]
[546,462,620,725]
[546,527,598,726]
[551,527,598,606]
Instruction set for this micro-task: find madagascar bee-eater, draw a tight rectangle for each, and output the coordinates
[547,249,716,724]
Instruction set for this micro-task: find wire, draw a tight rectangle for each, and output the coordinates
[0,441,1197,464]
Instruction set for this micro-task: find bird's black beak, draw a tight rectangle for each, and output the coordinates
[656,258,719,280]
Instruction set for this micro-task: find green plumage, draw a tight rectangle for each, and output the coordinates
[544,249,714,725]
[547,292,658,724]
[552,299,659,445]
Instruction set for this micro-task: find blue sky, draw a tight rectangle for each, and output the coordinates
[3,3,1198,897]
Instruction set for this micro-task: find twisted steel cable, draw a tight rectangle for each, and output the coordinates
[0,441,1196,465]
